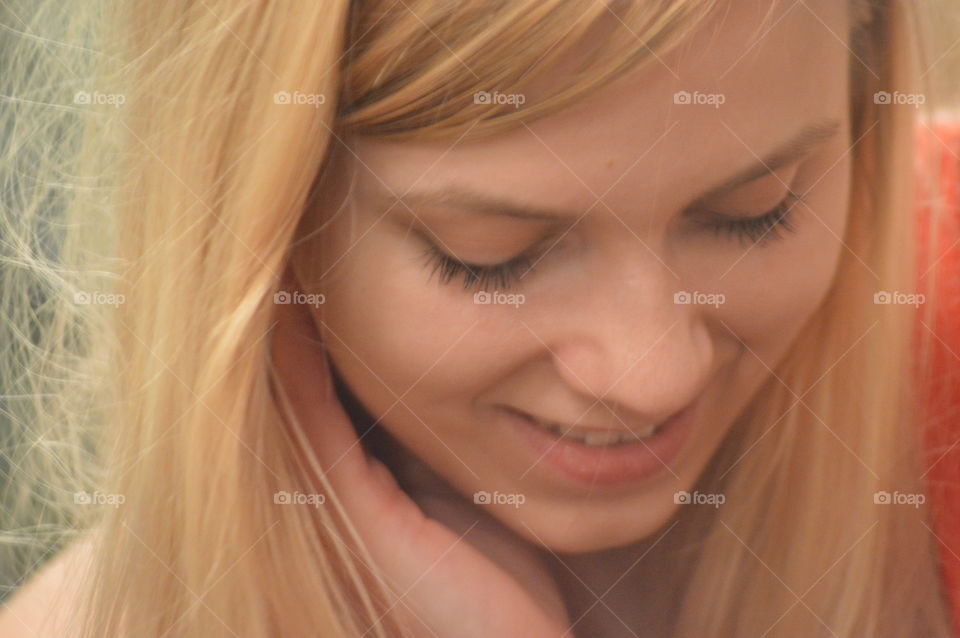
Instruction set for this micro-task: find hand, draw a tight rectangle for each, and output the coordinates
[270,298,572,638]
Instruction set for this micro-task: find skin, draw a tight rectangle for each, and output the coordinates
[0,2,858,638]
[290,0,854,634]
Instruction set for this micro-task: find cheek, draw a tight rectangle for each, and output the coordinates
[702,142,851,354]
[715,197,847,360]
[314,230,520,420]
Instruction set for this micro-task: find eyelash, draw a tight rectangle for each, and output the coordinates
[422,192,803,292]
[698,192,803,245]
[422,244,538,291]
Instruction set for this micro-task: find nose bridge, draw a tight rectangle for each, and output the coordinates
[549,260,713,420]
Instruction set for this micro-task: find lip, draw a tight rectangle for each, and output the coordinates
[499,399,698,488]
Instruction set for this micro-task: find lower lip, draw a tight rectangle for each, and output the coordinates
[501,401,698,488]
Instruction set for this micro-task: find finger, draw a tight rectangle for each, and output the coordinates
[270,298,375,493]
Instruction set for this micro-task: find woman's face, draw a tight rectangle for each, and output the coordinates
[303,0,853,552]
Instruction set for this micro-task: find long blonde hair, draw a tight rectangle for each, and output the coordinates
[3,0,952,635]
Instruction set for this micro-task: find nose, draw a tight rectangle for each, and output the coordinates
[545,270,715,425]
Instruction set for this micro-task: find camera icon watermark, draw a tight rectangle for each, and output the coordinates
[873,91,925,108]
[473,290,525,307]
[473,90,526,109]
[273,90,327,108]
[274,290,325,307]
[873,490,925,508]
[873,290,924,307]
[473,490,526,508]
[273,490,326,508]
[673,90,725,109]
[74,490,125,507]
[673,490,725,508]
[74,90,126,109]
[673,290,725,308]
[73,291,125,307]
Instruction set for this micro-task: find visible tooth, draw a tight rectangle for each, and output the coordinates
[531,416,660,446]
[583,432,603,446]
[583,431,620,446]
[637,424,657,438]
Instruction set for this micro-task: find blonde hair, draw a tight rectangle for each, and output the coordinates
[2,0,953,635]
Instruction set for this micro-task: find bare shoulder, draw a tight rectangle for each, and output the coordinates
[0,538,94,638]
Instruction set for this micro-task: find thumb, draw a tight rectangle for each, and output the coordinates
[269,298,368,483]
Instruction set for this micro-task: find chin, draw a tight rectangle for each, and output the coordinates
[488,497,681,555]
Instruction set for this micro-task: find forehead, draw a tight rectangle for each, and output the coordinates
[349,0,852,211]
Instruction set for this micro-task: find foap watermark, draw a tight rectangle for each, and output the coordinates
[673,91,725,109]
[74,291,125,307]
[873,91,925,108]
[873,490,925,508]
[274,490,326,508]
[74,90,125,108]
[274,290,325,307]
[273,90,327,108]
[473,290,525,307]
[74,490,125,507]
[674,290,725,308]
[674,490,725,508]
[873,290,924,307]
[474,490,526,508]
[473,90,526,109]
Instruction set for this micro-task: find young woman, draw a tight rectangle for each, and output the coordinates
[1,0,958,636]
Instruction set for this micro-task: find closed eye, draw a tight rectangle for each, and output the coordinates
[420,191,804,292]
[696,191,803,245]
[421,243,538,292]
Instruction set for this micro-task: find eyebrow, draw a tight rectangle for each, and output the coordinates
[382,118,842,222]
